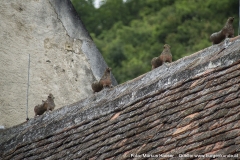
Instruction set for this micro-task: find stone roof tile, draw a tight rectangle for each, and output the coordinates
[1,37,240,159]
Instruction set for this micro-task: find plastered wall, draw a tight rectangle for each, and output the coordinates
[0,0,116,128]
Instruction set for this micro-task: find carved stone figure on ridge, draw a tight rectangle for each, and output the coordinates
[34,100,47,117]
[151,44,172,70]
[91,81,103,93]
[91,67,112,93]
[46,93,55,111]
[159,44,172,64]
[151,56,162,70]
[210,17,234,45]
[99,67,112,88]
[34,93,55,117]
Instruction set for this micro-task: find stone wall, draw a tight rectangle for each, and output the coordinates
[0,0,117,128]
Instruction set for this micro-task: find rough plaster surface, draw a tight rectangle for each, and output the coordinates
[49,0,117,84]
[0,0,115,128]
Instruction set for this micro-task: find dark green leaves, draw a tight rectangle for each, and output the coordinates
[72,0,238,83]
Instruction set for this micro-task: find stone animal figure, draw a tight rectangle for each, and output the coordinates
[34,100,47,117]
[91,81,103,93]
[210,17,234,45]
[159,44,172,64]
[99,67,112,87]
[91,67,112,93]
[46,93,55,111]
[34,93,55,116]
[151,56,162,70]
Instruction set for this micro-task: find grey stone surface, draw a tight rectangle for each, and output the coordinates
[0,0,116,128]
[49,0,118,85]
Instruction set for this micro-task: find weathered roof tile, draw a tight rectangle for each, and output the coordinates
[1,37,240,159]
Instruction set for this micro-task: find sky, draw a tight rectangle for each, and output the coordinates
[94,0,126,8]
[94,0,102,8]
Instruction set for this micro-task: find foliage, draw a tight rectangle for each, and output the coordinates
[72,0,238,83]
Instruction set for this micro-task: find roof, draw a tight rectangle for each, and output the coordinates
[1,36,240,159]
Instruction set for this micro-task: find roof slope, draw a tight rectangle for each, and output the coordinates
[1,37,240,159]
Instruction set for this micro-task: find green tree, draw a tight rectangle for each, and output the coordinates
[72,0,238,83]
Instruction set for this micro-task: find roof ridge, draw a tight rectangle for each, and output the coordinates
[1,37,240,159]
[1,37,240,135]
